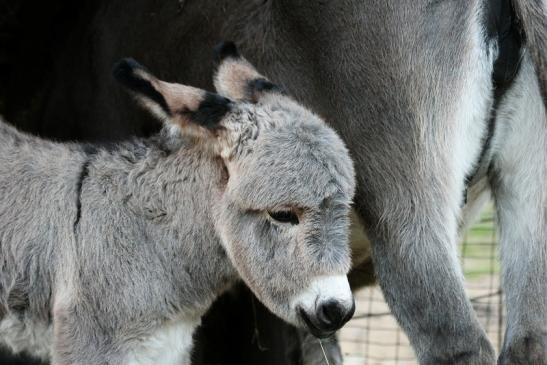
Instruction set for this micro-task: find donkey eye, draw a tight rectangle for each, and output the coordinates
[268,210,299,225]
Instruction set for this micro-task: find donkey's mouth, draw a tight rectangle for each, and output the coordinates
[297,307,337,339]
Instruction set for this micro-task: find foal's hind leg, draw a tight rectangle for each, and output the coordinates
[492,56,547,365]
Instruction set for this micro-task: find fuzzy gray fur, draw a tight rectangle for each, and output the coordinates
[0,57,356,364]
[512,0,547,103]
[0,0,545,364]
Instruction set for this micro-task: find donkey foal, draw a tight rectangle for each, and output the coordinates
[0,43,356,364]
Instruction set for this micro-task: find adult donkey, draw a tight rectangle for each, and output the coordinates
[1,0,545,364]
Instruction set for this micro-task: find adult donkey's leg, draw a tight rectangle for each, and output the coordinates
[356,159,495,365]
[492,56,547,365]
[346,6,497,363]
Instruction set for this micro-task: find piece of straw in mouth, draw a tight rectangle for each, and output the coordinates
[318,339,331,365]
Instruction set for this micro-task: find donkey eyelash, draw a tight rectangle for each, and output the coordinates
[267,210,300,225]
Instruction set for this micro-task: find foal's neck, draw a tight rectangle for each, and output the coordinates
[93,132,238,317]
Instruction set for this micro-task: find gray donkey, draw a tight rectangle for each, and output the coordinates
[0,43,356,364]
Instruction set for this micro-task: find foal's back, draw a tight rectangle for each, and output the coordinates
[0,119,84,357]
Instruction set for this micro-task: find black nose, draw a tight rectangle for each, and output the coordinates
[316,299,355,331]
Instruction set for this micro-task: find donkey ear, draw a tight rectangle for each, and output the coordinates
[113,58,232,133]
[213,42,284,103]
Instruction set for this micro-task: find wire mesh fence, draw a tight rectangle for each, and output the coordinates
[340,205,503,365]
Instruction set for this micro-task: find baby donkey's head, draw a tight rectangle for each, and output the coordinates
[114,42,356,338]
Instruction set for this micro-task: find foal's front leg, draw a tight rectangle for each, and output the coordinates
[52,305,123,365]
[492,55,547,365]
[53,305,195,365]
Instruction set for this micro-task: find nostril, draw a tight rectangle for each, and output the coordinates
[317,300,348,330]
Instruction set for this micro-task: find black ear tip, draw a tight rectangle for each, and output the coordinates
[112,58,144,83]
[213,41,240,63]
[192,92,233,128]
[248,78,285,98]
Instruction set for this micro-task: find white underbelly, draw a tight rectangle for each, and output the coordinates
[126,318,199,365]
